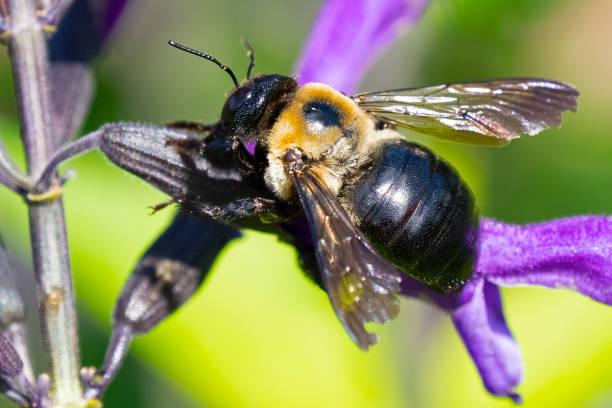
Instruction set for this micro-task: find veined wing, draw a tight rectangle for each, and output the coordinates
[291,168,403,350]
[354,78,578,146]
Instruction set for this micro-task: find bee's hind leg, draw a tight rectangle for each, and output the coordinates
[182,196,285,224]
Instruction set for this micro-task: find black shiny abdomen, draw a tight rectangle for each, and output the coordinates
[347,139,479,292]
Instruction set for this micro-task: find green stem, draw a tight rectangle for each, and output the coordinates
[7,0,83,405]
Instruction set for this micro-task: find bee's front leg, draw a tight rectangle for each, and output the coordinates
[164,121,260,176]
[229,136,259,175]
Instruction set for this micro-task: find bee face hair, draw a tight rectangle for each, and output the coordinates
[264,83,376,200]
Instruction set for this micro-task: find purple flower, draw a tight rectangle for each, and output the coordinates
[398,216,612,402]
[295,0,612,402]
[295,0,429,92]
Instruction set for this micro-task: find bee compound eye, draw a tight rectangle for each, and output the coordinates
[221,86,253,127]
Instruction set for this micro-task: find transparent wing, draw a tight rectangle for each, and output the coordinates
[353,78,579,146]
[291,169,403,350]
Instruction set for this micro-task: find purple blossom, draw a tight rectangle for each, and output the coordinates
[295,0,429,93]
[295,0,612,402]
[399,216,612,401]
[477,217,612,303]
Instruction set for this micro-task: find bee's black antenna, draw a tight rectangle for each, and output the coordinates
[168,40,239,88]
[241,38,255,79]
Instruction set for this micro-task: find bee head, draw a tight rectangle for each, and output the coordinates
[220,74,298,140]
[168,41,298,142]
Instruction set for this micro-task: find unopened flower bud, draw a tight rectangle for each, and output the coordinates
[99,123,275,213]
[114,214,240,333]
[100,123,239,199]
[85,214,240,400]
[0,332,22,378]
[0,242,25,329]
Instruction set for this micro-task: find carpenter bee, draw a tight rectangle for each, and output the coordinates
[163,41,578,350]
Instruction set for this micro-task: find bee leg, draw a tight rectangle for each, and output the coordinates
[149,198,179,214]
[183,196,285,224]
[165,132,258,176]
[230,136,258,175]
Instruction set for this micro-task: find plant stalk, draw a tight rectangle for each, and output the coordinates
[0,132,32,189]
[7,0,83,405]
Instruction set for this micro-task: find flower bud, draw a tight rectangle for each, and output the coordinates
[0,332,22,378]
[101,123,234,198]
[114,213,240,334]
[0,242,25,329]
[85,215,240,400]
[99,122,274,207]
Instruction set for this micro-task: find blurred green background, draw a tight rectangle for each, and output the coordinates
[1,0,612,407]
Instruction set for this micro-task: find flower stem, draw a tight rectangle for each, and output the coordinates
[7,0,83,405]
[0,131,32,189]
[35,128,103,191]
[0,168,22,193]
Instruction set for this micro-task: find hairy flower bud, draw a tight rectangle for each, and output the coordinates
[100,123,240,200]
[0,335,30,407]
[0,332,22,378]
[84,215,240,400]
[98,123,277,222]
[0,242,25,329]
[114,214,240,333]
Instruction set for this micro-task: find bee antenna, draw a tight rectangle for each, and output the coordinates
[168,40,239,88]
[240,38,255,79]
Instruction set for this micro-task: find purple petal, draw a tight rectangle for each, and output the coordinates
[451,279,524,402]
[48,0,128,63]
[294,0,430,94]
[100,0,129,37]
[477,216,612,304]
[401,270,524,401]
